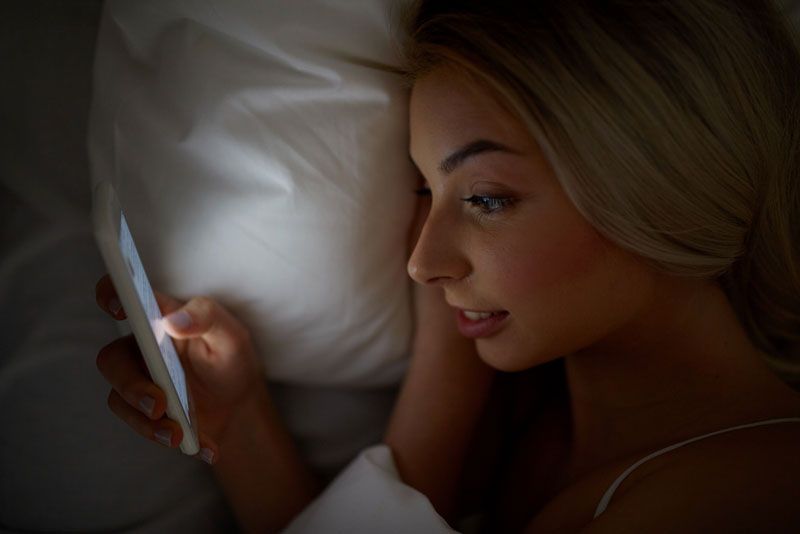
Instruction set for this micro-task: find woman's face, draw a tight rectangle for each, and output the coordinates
[408,67,656,371]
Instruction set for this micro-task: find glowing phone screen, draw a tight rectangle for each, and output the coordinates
[118,213,191,422]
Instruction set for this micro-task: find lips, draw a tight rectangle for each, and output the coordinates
[456,309,509,338]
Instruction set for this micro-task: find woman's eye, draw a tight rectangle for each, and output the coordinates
[462,195,514,214]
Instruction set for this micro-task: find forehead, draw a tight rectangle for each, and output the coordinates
[409,67,534,164]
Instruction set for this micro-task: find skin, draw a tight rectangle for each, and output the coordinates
[407,65,800,529]
[95,276,319,533]
[93,63,800,532]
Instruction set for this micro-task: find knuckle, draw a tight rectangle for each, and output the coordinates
[94,276,106,298]
[191,296,215,320]
[193,295,214,312]
[96,343,113,370]
[95,276,114,306]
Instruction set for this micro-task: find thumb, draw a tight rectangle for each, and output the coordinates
[162,296,248,357]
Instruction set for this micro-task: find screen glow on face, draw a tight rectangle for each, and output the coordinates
[119,213,191,422]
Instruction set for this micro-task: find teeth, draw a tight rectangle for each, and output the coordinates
[464,310,496,321]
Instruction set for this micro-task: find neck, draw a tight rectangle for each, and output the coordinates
[561,277,799,479]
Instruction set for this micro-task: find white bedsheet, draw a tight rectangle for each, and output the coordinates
[284,445,458,534]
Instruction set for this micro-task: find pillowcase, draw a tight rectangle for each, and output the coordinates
[89,0,416,387]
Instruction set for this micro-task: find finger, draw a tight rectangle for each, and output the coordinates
[154,290,184,317]
[107,390,182,448]
[96,335,168,420]
[161,296,251,357]
[194,430,220,465]
[95,274,126,319]
[152,291,189,354]
[95,274,185,322]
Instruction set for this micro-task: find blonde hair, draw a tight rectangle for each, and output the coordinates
[401,0,800,386]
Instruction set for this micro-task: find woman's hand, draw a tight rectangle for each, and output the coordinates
[94,274,264,463]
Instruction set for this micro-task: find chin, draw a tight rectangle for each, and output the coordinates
[475,339,542,372]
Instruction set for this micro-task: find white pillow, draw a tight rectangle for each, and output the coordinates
[89,0,416,387]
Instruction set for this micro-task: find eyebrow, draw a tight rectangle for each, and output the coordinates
[439,139,519,175]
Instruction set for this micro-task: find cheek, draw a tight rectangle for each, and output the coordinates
[477,217,617,369]
[491,213,610,296]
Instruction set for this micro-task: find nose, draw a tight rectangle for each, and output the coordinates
[407,207,470,286]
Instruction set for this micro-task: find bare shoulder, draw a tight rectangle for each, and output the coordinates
[580,421,800,533]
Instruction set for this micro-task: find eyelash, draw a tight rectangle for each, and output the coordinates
[463,195,515,214]
[414,186,514,215]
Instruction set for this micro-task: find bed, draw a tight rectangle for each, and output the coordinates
[2,0,798,532]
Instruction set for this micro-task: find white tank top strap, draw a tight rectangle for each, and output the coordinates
[593,417,800,518]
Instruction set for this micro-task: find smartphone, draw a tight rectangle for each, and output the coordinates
[92,181,200,455]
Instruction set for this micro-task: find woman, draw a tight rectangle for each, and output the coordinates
[95,0,800,531]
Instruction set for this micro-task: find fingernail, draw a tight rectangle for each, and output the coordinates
[138,396,155,417]
[154,428,172,447]
[108,297,121,316]
[199,447,214,465]
[165,310,192,330]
